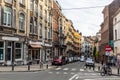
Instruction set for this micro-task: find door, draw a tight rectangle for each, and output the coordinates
[7,42,12,65]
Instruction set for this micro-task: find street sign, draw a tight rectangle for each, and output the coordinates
[105,45,112,52]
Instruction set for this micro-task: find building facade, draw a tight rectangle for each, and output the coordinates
[100,0,120,59]
[113,8,120,55]
[0,0,53,65]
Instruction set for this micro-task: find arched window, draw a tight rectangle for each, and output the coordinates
[19,13,25,30]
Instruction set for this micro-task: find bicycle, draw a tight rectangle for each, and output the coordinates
[100,64,112,76]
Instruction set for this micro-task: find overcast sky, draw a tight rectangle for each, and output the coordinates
[56,0,113,36]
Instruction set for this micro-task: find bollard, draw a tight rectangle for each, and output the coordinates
[93,66,95,71]
[28,65,30,70]
[118,68,119,75]
[46,64,48,69]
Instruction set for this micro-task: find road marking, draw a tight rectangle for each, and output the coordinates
[68,74,78,80]
[70,72,75,74]
[55,67,61,70]
[56,72,60,74]
[80,69,84,71]
[71,68,76,71]
[63,72,68,74]
[75,76,79,79]
[48,72,53,74]
[63,68,69,71]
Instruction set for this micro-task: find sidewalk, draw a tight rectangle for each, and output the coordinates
[95,63,118,76]
[0,63,57,72]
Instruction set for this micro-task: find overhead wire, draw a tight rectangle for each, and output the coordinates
[61,6,106,10]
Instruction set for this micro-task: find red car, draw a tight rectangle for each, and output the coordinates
[51,56,66,65]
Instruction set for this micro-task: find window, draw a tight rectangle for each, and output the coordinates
[30,0,33,11]
[15,43,22,59]
[40,5,42,17]
[45,27,47,39]
[3,6,12,27]
[0,42,4,60]
[48,28,50,39]
[19,0,25,5]
[115,29,117,40]
[34,1,38,17]
[30,17,33,33]
[34,20,37,34]
[40,24,42,36]
[19,13,25,30]
[45,10,47,21]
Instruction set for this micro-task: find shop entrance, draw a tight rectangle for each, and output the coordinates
[28,49,40,64]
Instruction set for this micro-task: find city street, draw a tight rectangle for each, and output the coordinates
[0,62,119,80]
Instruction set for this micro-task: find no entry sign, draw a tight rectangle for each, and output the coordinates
[105,45,112,52]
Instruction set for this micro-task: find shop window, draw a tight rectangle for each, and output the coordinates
[15,43,22,59]
[0,42,4,60]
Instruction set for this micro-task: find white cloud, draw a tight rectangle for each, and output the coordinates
[56,0,113,36]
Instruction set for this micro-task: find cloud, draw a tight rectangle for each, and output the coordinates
[56,0,113,36]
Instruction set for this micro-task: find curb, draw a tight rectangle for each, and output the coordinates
[0,66,58,72]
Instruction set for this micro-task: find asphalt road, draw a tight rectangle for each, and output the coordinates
[0,62,119,80]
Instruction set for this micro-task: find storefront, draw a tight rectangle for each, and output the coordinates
[28,41,42,64]
[0,36,24,65]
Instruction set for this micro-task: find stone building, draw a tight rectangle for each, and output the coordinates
[0,0,53,65]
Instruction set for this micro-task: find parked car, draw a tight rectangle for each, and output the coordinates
[85,58,95,67]
[80,56,85,62]
[51,56,66,65]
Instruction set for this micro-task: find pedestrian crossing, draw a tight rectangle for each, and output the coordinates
[48,67,96,75]
[54,67,96,72]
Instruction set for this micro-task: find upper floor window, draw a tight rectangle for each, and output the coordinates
[45,27,47,39]
[40,24,42,36]
[115,18,117,24]
[30,0,33,11]
[3,6,12,27]
[30,17,33,33]
[115,29,117,40]
[40,5,42,17]
[45,10,47,21]
[34,1,38,17]
[34,20,37,34]
[19,13,25,30]
[19,0,25,5]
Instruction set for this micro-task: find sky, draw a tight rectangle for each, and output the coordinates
[56,0,113,36]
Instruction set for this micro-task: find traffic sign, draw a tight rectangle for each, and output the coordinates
[105,45,112,52]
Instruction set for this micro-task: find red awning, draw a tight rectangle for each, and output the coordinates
[30,44,42,48]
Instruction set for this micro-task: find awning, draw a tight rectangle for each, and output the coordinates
[30,44,42,48]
